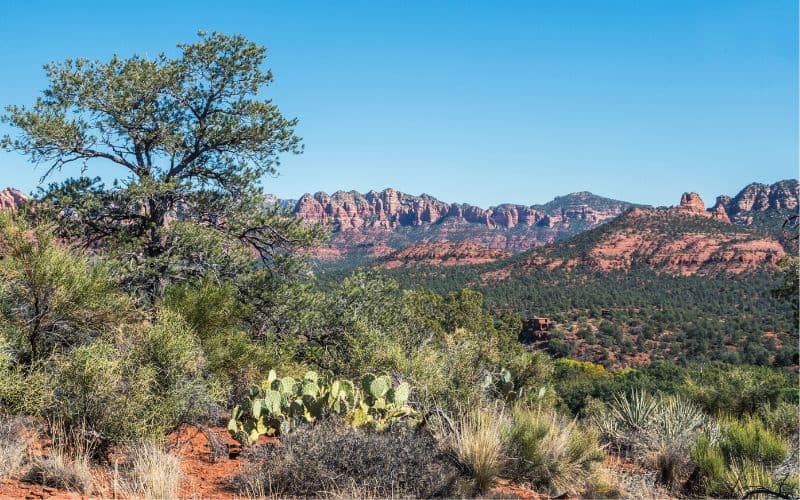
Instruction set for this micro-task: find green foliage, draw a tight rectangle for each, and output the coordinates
[0,333,50,414]
[685,364,798,415]
[0,213,132,363]
[162,280,267,399]
[3,32,323,301]
[691,416,795,497]
[51,340,155,451]
[380,251,795,368]
[772,256,799,324]
[717,417,788,467]
[503,406,605,496]
[50,312,216,456]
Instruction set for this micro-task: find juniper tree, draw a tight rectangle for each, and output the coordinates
[2,32,322,300]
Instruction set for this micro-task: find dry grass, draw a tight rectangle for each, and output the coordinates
[0,417,31,481]
[121,443,183,500]
[23,419,97,494]
[449,405,507,493]
[24,447,94,494]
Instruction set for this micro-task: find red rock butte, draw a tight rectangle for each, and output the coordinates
[0,188,28,210]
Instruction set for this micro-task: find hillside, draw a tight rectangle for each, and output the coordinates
[378,241,511,269]
[482,192,785,280]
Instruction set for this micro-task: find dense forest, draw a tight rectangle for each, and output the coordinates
[0,32,797,499]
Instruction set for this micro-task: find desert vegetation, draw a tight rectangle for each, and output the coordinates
[0,32,797,499]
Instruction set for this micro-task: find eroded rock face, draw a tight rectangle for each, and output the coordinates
[292,189,629,233]
[727,180,799,217]
[0,188,28,210]
[678,192,707,214]
[292,188,632,261]
[710,200,731,224]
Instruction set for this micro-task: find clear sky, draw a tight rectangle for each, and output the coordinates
[0,0,797,208]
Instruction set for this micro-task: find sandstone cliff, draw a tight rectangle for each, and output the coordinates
[0,188,27,210]
[293,189,634,261]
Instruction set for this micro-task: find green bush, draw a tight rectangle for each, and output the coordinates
[690,416,795,498]
[504,406,605,496]
[685,364,798,415]
[50,340,155,454]
[718,416,787,467]
[50,311,217,455]
[162,281,268,399]
[129,309,218,430]
[0,333,50,415]
[0,213,133,364]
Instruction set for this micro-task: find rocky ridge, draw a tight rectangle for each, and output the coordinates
[293,189,635,261]
[483,191,787,280]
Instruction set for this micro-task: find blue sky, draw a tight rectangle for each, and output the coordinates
[0,0,797,207]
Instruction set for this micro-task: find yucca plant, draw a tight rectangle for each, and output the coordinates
[597,391,706,489]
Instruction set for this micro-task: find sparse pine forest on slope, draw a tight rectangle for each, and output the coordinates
[0,33,797,499]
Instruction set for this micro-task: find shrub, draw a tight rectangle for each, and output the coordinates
[759,401,800,437]
[121,443,182,500]
[504,407,605,496]
[50,312,217,456]
[237,419,458,498]
[690,416,795,498]
[718,416,787,467]
[129,309,219,430]
[685,364,798,415]
[0,333,50,415]
[162,280,267,399]
[448,407,507,493]
[50,340,155,454]
[0,213,132,364]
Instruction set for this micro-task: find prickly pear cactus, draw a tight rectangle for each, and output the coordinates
[228,369,420,445]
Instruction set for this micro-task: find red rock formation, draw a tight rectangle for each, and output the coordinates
[725,180,799,219]
[0,188,28,210]
[710,198,731,224]
[291,188,631,261]
[677,192,707,215]
[486,195,786,280]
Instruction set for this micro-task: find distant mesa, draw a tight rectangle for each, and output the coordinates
[292,188,635,262]
[676,192,707,215]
